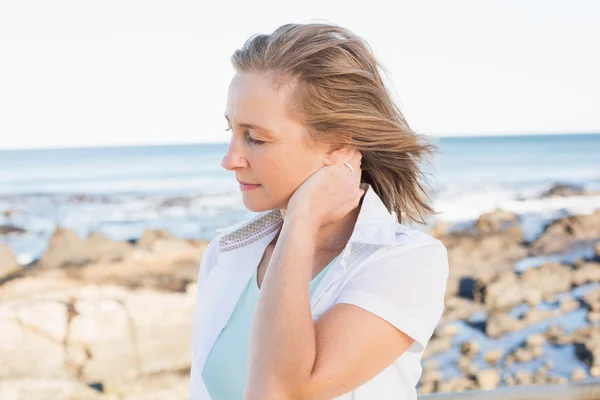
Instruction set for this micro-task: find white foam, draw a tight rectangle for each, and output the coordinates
[435,193,600,223]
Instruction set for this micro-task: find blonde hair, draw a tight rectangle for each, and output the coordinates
[231,22,438,224]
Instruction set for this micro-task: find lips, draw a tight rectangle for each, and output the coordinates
[237,180,261,191]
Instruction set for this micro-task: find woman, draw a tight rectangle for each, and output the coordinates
[190,22,449,400]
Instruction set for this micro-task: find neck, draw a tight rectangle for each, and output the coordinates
[278,201,362,254]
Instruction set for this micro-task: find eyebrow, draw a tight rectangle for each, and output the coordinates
[224,115,275,135]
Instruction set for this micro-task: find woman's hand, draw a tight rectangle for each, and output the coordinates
[287,147,365,228]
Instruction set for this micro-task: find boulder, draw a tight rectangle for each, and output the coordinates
[87,232,133,263]
[572,262,600,286]
[0,243,20,280]
[539,183,586,198]
[0,224,26,235]
[475,210,521,234]
[0,379,112,400]
[530,210,600,255]
[136,229,179,250]
[38,228,92,269]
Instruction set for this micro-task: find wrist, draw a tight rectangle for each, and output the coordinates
[283,211,321,236]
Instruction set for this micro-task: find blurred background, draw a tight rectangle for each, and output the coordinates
[1,0,599,399]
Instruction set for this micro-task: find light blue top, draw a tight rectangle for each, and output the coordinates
[201,255,339,400]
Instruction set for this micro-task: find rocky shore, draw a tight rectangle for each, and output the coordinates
[0,199,599,398]
[420,208,600,394]
[0,229,207,399]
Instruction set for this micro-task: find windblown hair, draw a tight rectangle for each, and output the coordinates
[231,22,438,224]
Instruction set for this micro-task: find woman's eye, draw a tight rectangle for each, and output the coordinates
[245,136,265,145]
[225,127,265,146]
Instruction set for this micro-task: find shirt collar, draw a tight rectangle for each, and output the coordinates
[218,182,397,253]
[347,182,397,246]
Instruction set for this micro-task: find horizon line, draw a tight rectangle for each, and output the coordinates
[1,131,599,152]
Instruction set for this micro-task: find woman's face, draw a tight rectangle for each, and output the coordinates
[222,71,327,213]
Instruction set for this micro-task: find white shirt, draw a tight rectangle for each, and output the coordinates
[189,183,449,399]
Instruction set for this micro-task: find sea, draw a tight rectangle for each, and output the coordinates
[1,133,600,265]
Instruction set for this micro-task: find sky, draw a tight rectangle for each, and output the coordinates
[0,0,599,150]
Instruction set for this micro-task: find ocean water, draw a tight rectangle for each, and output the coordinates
[1,133,599,263]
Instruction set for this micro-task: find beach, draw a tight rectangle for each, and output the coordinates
[1,134,600,398]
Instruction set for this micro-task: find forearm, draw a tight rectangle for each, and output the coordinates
[245,214,319,399]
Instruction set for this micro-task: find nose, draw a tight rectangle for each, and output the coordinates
[221,139,248,171]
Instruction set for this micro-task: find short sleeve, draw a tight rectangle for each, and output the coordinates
[334,243,449,353]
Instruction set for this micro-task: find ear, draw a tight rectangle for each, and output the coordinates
[322,145,351,166]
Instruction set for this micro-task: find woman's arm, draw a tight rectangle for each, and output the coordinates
[245,213,320,400]
[244,212,423,400]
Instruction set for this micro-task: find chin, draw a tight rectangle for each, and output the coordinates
[242,194,286,214]
[241,198,270,213]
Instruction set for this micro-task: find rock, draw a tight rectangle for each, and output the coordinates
[572,367,588,381]
[550,376,569,384]
[439,220,528,298]
[539,183,586,198]
[38,228,92,269]
[520,262,573,299]
[420,369,443,384]
[0,310,68,379]
[504,374,516,386]
[476,210,520,234]
[479,262,572,312]
[535,366,549,383]
[15,301,69,343]
[460,340,480,359]
[423,337,452,359]
[572,262,600,286]
[543,292,558,303]
[68,296,139,382]
[480,271,524,310]
[0,378,112,400]
[525,290,543,306]
[545,325,570,345]
[526,333,546,347]
[476,369,501,390]
[436,324,460,337]
[440,296,485,324]
[521,307,560,326]
[418,382,436,394]
[514,370,534,385]
[0,280,196,392]
[569,326,600,368]
[514,347,534,363]
[102,372,189,400]
[124,289,195,376]
[530,210,600,255]
[588,311,600,324]
[484,349,503,365]
[583,287,600,312]
[531,346,544,358]
[438,377,476,393]
[87,232,133,263]
[0,243,20,280]
[560,296,581,313]
[136,229,179,250]
[0,224,26,235]
[486,312,523,338]
[429,221,448,238]
[504,354,515,367]
[54,240,207,292]
[457,356,478,377]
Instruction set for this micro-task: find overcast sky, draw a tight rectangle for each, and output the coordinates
[1,0,599,150]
